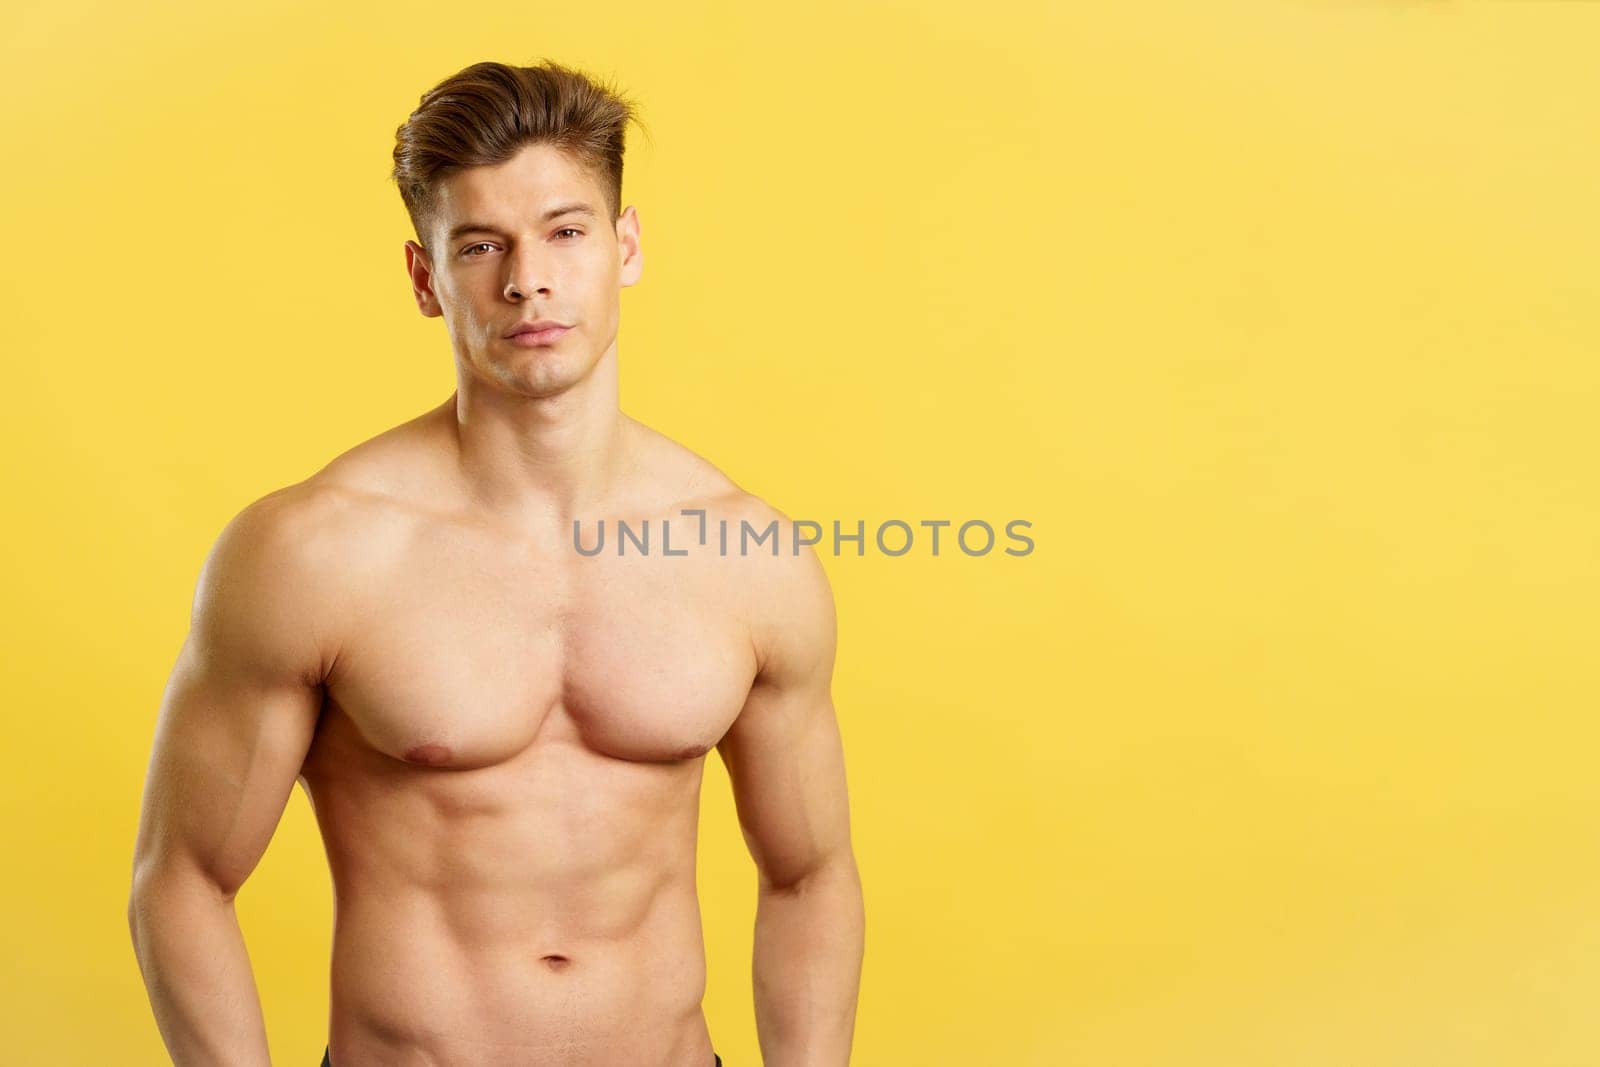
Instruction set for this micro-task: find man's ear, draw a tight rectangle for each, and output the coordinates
[404,239,444,317]
[617,206,643,288]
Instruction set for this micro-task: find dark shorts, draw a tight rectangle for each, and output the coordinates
[321,1047,721,1065]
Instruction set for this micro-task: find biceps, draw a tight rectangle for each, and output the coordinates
[133,645,322,897]
[718,680,853,889]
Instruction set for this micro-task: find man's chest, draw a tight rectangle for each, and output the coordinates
[319,540,759,769]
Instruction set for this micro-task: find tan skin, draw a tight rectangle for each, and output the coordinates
[128,143,864,1067]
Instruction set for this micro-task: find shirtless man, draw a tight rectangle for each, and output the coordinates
[127,60,865,1067]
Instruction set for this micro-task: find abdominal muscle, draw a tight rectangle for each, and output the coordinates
[303,738,716,1067]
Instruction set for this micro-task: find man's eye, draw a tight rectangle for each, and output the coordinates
[555,228,582,239]
[461,243,495,257]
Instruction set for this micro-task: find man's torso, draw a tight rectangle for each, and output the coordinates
[286,411,765,1065]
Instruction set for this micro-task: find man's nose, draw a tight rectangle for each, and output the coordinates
[503,249,552,300]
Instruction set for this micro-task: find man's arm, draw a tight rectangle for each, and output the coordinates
[128,489,336,1067]
[718,515,865,1067]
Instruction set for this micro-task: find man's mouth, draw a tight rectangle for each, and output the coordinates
[504,319,573,346]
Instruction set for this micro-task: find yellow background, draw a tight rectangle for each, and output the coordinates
[3,1,1596,1064]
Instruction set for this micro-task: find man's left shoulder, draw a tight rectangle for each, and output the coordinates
[626,416,833,614]
[690,490,824,573]
[701,492,836,674]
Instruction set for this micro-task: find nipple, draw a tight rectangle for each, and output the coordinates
[402,743,453,766]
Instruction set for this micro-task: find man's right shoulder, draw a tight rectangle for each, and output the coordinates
[215,478,380,573]
[202,476,401,610]
[208,402,457,592]
[177,483,360,684]
[188,477,402,682]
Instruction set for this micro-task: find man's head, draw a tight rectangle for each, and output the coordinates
[393,60,644,398]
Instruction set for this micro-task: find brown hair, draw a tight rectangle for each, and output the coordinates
[391,59,644,254]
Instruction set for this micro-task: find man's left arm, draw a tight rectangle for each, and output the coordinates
[717,520,865,1067]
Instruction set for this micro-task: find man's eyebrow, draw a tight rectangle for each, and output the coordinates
[446,203,599,243]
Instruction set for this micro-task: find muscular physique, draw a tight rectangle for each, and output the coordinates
[128,141,864,1066]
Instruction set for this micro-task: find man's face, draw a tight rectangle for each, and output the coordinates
[404,142,642,398]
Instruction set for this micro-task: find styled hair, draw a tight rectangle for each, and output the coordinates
[391,59,643,253]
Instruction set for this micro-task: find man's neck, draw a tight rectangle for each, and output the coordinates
[444,347,632,524]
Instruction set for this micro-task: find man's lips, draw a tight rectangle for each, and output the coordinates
[504,320,573,345]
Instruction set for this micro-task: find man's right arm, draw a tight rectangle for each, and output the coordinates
[128,489,338,1067]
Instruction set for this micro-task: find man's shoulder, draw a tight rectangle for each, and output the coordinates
[623,416,794,530]
[212,418,440,600]
[621,414,830,612]
[622,417,732,504]
[222,478,375,560]
[181,480,366,683]
[307,402,454,504]
[717,490,836,684]
[202,480,380,618]
[239,401,456,549]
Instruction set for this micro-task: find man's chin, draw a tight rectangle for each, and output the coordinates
[456,339,601,397]
[488,358,589,399]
